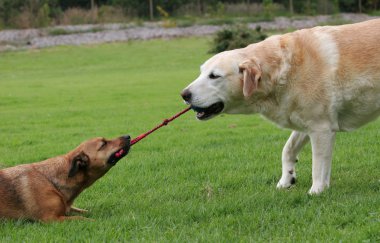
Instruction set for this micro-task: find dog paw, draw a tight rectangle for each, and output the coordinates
[70,206,89,214]
[276,176,296,189]
[308,183,328,195]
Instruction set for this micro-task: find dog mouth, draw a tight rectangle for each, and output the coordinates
[191,102,224,120]
[107,138,131,166]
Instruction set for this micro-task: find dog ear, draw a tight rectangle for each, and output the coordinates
[68,152,89,178]
[239,59,262,98]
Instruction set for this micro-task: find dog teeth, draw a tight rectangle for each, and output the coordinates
[197,112,205,117]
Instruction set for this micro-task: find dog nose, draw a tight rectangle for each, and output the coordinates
[123,135,131,141]
[181,89,192,102]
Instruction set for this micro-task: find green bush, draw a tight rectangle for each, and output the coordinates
[209,25,267,53]
[36,3,51,27]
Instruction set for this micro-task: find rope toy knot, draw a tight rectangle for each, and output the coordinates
[163,119,169,125]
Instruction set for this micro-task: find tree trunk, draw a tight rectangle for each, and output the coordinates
[305,0,311,14]
[358,0,362,13]
[149,0,154,20]
[90,0,95,22]
[289,0,294,14]
[197,0,203,15]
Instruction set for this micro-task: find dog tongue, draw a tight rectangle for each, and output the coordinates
[115,149,124,158]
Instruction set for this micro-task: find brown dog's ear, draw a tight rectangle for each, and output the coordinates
[239,59,262,98]
[68,152,89,178]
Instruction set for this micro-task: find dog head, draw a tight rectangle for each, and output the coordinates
[68,135,131,179]
[181,37,281,120]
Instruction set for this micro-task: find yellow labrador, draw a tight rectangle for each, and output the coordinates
[181,19,380,194]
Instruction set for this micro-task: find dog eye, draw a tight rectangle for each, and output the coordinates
[99,140,107,150]
[209,73,220,79]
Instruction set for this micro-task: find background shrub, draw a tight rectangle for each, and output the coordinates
[98,5,129,23]
[0,1,379,29]
[59,7,97,25]
[209,25,267,53]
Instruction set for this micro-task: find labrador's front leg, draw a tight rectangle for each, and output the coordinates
[277,131,309,189]
[308,131,336,194]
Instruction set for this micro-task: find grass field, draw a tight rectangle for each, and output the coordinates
[0,38,379,242]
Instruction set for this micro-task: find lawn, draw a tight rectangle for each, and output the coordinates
[0,38,379,242]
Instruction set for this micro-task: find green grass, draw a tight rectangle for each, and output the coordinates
[0,38,379,242]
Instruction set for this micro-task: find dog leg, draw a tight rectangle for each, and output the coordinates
[308,131,336,194]
[277,131,309,189]
[70,206,88,214]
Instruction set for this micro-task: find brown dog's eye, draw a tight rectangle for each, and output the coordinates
[209,73,220,79]
[98,140,107,150]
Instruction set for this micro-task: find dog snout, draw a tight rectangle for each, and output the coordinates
[181,89,192,102]
[122,135,131,142]
[121,135,131,153]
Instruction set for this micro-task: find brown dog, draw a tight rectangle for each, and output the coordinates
[0,135,130,222]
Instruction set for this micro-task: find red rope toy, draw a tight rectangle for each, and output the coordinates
[130,106,191,146]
